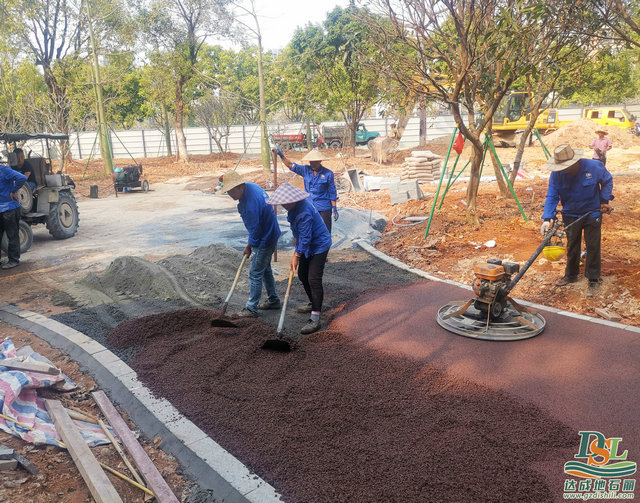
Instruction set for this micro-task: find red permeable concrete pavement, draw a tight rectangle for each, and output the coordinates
[332,280,640,494]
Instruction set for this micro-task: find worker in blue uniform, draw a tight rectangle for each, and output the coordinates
[220,170,281,317]
[541,144,613,297]
[267,183,332,335]
[0,164,27,270]
[274,147,338,232]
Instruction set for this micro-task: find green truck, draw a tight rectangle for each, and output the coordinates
[321,123,380,149]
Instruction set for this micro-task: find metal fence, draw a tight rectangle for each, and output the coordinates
[13,105,634,161]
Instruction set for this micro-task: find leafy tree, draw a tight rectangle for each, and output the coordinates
[276,25,330,126]
[586,0,640,47]
[138,0,234,162]
[139,51,177,156]
[308,6,383,155]
[0,44,52,132]
[1,0,84,155]
[561,47,639,105]
[364,0,589,226]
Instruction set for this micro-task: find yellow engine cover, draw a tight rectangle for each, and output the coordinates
[474,263,505,281]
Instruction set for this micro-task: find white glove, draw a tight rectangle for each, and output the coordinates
[540,220,551,235]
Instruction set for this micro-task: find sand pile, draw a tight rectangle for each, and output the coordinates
[542,118,640,151]
[78,243,247,306]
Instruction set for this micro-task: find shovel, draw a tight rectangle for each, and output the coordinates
[211,254,248,328]
[261,268,294,352]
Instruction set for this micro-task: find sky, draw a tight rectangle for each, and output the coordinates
[240,1,351,52]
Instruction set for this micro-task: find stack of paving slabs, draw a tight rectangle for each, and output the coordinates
[401,150,442,183]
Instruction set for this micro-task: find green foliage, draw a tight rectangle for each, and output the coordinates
[561,47,640,104]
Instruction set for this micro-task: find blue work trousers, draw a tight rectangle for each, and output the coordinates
[246,242,279,312]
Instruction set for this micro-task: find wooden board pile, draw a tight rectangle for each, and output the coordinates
[401,150,443,183]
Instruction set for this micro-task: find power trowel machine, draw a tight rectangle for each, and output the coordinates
[436,210,599,341]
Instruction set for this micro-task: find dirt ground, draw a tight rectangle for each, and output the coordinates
[0,324,204,502]
[1,120,639,501]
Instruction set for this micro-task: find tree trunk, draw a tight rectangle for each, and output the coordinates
[465,142,483,227]
[306,118,312,150]
[510,98,544,185]
[346,116,358,157]
[174,79,189,163]
[163,105,173,157]
[395,109,412,141]
[418,106,427,147]
[488,145,510,197]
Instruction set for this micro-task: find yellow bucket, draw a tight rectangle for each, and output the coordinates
[543,245,566,262]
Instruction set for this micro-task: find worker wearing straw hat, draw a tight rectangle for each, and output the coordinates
[590,128,612,166]
[266,183,332,334]
[540,144,613,297]
[274,147,338,233]
[219,170,281,317]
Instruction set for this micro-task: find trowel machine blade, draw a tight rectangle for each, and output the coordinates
[436,300,546,341]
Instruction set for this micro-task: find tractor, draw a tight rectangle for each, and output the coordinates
[1,132,79,254]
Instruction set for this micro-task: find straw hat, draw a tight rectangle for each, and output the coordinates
[546,144,584,171]
[301,149,328,162]
[218,170,247,193]
[595,128,608,135]
[266,183,310,205]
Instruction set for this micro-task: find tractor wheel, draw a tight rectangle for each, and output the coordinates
[1,220,33,254]
[46,191,79,239]
[16,184,33,215]
[142,179,150,192]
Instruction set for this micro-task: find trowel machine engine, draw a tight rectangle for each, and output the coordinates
[436,208,604,341]
[472,259,520,319]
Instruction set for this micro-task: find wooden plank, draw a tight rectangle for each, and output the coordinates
[1,359,59,375]
[45,399,123,503]
[92,391,180,503]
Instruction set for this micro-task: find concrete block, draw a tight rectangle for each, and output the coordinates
[594,308,622,322]
[12,452,37,474]
[346,168,363,191]
[0,459,17,470]
[0,445,14,459]
[389,179,423,205]
[400,179,423,199]
[389,186,409,205]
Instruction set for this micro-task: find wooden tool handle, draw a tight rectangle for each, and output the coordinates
[276,268,295,336]
[221,254,248,314]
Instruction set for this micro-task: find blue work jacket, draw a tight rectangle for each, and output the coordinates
[237,182,281,248]
[542,159,613,220]
[290,164,337,212]
[0,165,27,213]
[288,198,332,258]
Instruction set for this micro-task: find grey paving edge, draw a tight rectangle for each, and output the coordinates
[0,305,284,503]
[353,239,640,334]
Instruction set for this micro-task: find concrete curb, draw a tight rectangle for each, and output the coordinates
[0,304,283,503]
[353,239,640,335]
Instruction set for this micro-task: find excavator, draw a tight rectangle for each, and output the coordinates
[416,75,563,145]
[490,91,566,145]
